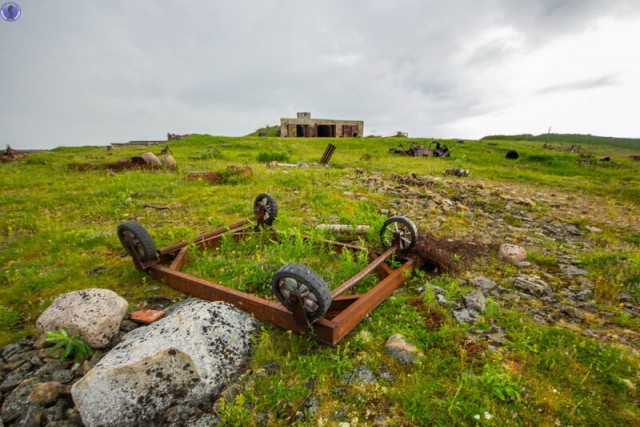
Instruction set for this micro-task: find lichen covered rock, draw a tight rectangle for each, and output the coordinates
[71,299,259,427]
[36,289,128,349]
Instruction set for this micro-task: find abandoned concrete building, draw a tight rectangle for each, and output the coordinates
[280,112,364,138]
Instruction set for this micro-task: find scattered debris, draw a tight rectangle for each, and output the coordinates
[444,168,469,177]
[389,141,450,157]
[320,143,336,165]
[1,145,43,162]
[315,224,371,234]
[266,161,310,169]
[505,150,519,159]
[167,133,187,141]
[187,166,253,185]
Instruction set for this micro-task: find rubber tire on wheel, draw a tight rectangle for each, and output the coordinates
[254,193,278,226]
[271,263,331,322]
[380,216,418,253]
[117,221,158,264]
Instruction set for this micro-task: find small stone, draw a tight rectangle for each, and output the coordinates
[119,319,139,332]
[343,366,377,385]
[499,244,527,264]
[453,309,478,324]
[559,265,588,277]
[513,275,551,297]
[486,331,508,345]
[41,400,65,424]
[436,294,448,306]
[0,362,33,392]
[384,334,424,365]
[561,306,585,320]
[463,290,487,313]
[576,290,593,300]
[51,369,74,384]
[28,381,62,405]
[377,364,394,382]
[585,226,603,234]
[1,343,24,363]
[1,378,39,422]
[469,276,496,291]
[302,395,320,418]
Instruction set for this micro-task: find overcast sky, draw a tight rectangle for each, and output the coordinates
[2,0,639,149]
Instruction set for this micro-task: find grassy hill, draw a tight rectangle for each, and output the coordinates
[1,134,638,425]
[482,133,640,152]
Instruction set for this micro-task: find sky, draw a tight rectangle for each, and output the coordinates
[1,0,639,149]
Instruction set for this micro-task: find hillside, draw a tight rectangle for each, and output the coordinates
[1,134,639,425]
[482,133,640,151]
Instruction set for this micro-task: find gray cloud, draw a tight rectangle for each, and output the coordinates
[537,75,620,94]
[1,0,638,148]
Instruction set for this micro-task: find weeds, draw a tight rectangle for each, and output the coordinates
[1,133,639,425]
[45,327,94,362]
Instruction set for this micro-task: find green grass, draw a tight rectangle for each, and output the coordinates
[1,133,639,424]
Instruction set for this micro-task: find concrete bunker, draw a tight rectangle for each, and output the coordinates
[280,112,363,138]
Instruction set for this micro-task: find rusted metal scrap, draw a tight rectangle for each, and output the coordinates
[116,195,420,346]
[389,141,450,158]
[444,168,469,177]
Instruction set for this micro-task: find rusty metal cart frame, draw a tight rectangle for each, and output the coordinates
[118,194,420,346]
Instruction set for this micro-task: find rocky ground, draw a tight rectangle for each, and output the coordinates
[1,171,638,426]
[355,171,640,352]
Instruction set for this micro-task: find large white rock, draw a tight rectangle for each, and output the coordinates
[71,299,259,427]
[36,288,128,349]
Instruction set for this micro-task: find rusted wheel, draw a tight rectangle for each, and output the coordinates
[272,263,331,322]
[380,216,418,253]
[253,193,278,226]
[117,221,158,264]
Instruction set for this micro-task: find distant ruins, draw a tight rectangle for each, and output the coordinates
[280,112,363,138]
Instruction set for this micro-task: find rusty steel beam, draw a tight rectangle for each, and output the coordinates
[148,265,340,345]
[320,143,336,165]
[332,258,416,339]
[169,246,189,272]
[193,216,259,244]
[330,246,396,298]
